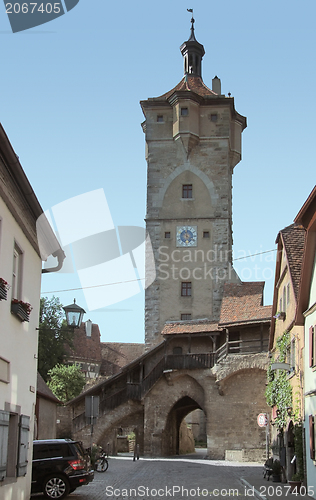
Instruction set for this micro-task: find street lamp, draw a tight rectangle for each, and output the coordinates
[63,299,86,329]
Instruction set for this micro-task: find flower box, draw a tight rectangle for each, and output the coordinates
[11,300,32,322]
[0,278,9,301]
[0,284,7,301]
[274,311,286,321]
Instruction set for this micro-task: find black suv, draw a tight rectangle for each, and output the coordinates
[32,439,94,499]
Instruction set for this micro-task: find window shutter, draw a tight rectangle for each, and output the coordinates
[309,326,314,367]
[309,414,315,460]
[17,415,30,477]
[0,411,9,480]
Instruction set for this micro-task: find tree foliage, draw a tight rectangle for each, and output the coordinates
[38,296,74,381]
[47,363,86,403]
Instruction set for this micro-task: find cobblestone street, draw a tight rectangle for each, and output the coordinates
[32,456,263,500]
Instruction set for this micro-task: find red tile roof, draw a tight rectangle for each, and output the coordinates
[158,76,217,100]
[277,224,306,301]
[162,320,221,335]
[100,342,145,377]
[66,322,102,362]
[219,282,272,326]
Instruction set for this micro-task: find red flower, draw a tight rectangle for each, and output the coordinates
[0,278,10,290]
[11,299,33,314]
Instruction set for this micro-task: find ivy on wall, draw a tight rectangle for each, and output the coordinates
[265,331,293,429]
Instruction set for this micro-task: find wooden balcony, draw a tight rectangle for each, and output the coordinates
[216,338,269,363]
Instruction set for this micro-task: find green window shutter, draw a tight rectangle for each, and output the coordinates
[17,415,30,477]
[0,411,9,480]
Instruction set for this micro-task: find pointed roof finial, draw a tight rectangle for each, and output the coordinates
[181,9,205,77]
[187,8,196,41]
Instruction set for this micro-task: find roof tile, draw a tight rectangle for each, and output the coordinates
[279,224,306,301]
[219,281,272,326]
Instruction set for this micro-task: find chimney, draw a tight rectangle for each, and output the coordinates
[212,76,221,95]
[85,319,92,337]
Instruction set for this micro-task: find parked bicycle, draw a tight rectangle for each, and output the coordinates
[94,450,109,472]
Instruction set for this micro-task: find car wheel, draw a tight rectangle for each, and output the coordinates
[43,474,70,499]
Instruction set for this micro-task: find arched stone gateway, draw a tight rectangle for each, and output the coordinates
[143,373,205,456]
[163,396,202,456]
[64,325,271,462]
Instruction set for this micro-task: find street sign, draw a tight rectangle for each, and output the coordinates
[257,413,268,427]
[85,396,99,424]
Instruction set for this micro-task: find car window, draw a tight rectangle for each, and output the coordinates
[33,443,72,459]
[74,442,85,459]
[33,444,51,460]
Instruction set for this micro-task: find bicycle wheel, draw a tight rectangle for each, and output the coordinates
[99,458,109,472]
[95,458,108,472]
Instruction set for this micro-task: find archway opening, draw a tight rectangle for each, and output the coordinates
[185,408,207,449]
[163,396,205,456]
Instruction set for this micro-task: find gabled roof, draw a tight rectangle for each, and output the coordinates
[162,320,221,336]
[276,224,306,302]
[219,281,272,327]
[269,223,306,349]
[37,372,60,404]
[294,186,316,324]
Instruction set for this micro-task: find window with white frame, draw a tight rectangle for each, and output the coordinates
[279,297,283,312]
[12,243,23,300]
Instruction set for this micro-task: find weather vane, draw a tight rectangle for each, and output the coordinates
[187,8,195,27]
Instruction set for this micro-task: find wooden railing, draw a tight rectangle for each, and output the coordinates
[141,357,165,398]
[165,353,215,370]
[216,338,268,363]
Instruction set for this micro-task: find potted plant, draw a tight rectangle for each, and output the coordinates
[271,459,282,482]
[11,299,32,322]
[288,472,303,492]
[0,278,10,300]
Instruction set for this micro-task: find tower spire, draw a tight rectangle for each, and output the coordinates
[180,10,205,78]
[187,8,196,41]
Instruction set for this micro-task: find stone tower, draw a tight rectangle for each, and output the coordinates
[141,17,247,347]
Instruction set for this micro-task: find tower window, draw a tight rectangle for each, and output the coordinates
[181,107,188,117]
[203,231,210,239]
[181,313,191,320]
[182,184,192,199]
[181,282,192,297]
[157,115,164,122]
[165,232,171,239]
[211,114,218,122]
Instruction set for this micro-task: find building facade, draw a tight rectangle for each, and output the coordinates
[267,222,306,482]
[141,18,246,347]
[294,186,316,496]
[0,123,43,499]
[0,123,62,499]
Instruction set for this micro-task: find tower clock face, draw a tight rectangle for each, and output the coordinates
[176,226,197,247]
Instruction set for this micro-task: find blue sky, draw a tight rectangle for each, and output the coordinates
[1,0,315,342]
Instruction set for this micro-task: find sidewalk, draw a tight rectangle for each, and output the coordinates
[240,471,315,500]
